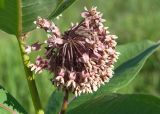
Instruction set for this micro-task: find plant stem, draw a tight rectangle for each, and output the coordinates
[17,37,44,114]
[17,0,43,113]
[60,90,69,114]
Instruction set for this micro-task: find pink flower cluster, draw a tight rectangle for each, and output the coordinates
[27,7,119,96]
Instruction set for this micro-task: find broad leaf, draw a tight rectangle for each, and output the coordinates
[48,0,77,19]
[67,94,160,114]
[0,85,27,114]
[68,40,160,110]
[22,0,56,33]
[0,0,19,36]
[0,0,77,35]
[45,90,64,114]
[100,40,160,92]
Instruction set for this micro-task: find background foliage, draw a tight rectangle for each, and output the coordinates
[0,0,160,113]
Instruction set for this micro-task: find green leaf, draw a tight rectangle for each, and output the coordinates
[68,40,160,110]
[101,40,159,92]
[67,94,160,114]
[22,0,57,33]
[0,85,27,114]
[0,0,77,35]
[45,90,64,114]
[0,0,19,36]
[48,0,77,19]
[115,40,154,68]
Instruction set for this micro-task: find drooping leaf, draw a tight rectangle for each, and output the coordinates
[0,85,27,114]
[48,0,77,19]
[67,94,160,114]
[0,0,78,35]
[45,90,64,114]
[68,40,160,110]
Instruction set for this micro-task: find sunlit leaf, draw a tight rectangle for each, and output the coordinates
[48,0,77,19]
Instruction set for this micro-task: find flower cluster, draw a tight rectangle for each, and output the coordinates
[27,7,119,96]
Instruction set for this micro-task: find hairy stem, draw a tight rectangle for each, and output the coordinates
[17,37,44,114]
[60,90,69,114]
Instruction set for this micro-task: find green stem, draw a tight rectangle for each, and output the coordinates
[60,90,69,114]
[16,0,43,113]
[17,38,44,114]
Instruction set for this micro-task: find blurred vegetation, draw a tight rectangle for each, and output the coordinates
[0,0,160,113]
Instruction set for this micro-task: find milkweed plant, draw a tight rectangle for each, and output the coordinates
[0,1,160,114]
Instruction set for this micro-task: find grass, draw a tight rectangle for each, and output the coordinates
[0,0,160,113]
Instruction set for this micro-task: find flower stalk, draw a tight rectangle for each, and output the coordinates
[17,37,44,114]
[60,90,69,114]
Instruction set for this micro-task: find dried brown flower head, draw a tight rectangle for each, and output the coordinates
[27,7,119,96]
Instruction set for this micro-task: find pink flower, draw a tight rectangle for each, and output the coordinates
[25,42,42,54]
[29,56,48,74]
[30,7,119,96]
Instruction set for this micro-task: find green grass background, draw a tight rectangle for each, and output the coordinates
[0,0,160,113]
